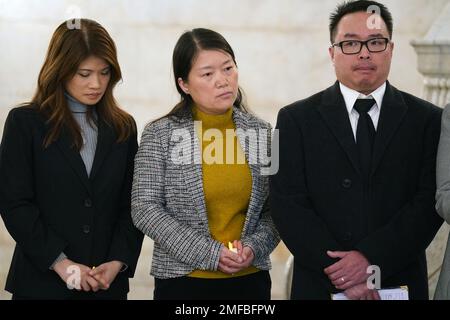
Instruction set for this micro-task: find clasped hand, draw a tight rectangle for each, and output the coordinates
[218,240,254,274]
[54,258,123,292]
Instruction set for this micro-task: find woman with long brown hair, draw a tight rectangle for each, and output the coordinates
[0,18,143,300]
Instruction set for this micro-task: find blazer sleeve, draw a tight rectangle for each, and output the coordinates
[269,107,343,276]
[0,108,67,272]
[131,121,222,271]
[107,123,144,277]
[241,199,280,266]
[436,104,450,222]
[356,105,443,281]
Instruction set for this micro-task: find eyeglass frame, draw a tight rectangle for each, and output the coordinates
[331,37,391,55]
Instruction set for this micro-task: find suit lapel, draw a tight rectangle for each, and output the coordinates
[89,118,115,181]
[318,82,361,175]
[371,82,408,175]
[55,128,92,194]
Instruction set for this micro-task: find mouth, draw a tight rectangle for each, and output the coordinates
[353,65,377,72]
[217,92,233,99]
[85,93,102,99]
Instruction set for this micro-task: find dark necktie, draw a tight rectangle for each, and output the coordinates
[354,99,376,182]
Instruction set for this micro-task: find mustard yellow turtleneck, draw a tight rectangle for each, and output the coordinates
[189,106,259,278]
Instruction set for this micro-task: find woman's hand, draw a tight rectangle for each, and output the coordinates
[53,258,100,292]
[218,240,255,274]
[88,261,124,290]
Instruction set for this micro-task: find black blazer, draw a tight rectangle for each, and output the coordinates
[0,106,143,299]
[270,82,443,300]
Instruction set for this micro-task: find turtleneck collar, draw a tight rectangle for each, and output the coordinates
[65,92,88,113]
[192,106,234,130]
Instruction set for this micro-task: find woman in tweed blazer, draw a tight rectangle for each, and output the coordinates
[435,103,450,300]
[131,28,280,300]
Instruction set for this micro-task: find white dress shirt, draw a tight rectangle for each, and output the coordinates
[339,82,386,141]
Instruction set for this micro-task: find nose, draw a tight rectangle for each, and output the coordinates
[358,44,371,60]
[89,74,101,89]
[215,73,229,88]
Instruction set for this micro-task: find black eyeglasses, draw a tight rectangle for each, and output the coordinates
[332,37,390,55]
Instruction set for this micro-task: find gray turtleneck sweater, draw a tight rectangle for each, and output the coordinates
[66,94,98,177]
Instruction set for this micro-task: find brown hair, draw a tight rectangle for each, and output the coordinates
[30,18,135,149]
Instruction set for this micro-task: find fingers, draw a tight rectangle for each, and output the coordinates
[218,262,241,274]
[220,255,244,269]
[89,265,105,277]
[80,276,92,292]
[324,259,345,275]
[335,279,356,290]
[327,250,347,259]
[240,247,254,267]
[233,240,243,255]
[88,264,110,290]
[328,270,345,282]
[220,247,243,263]
[372,290,381,300]
[86,276,100,292]
[92,274,109,289]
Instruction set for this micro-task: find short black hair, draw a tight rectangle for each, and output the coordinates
[329,0,393,43]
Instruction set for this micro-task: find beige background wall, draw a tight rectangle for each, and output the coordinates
[1,0,449,300]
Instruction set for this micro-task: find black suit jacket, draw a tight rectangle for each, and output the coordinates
[0,106,143,299]
[270,82,443,300]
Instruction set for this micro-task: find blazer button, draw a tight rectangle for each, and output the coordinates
[82,225,90,234]
[84,198,92,208]
[342,179,352,189]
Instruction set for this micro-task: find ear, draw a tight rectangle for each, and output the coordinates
[389,41,394,56]
[177,77,189,94]
[328,46,335,63]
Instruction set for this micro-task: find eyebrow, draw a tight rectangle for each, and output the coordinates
[78,66,110,72]
[197,59,232,71]
[343,33,385,39]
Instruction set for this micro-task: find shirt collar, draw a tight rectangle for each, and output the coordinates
[339,82,386,114]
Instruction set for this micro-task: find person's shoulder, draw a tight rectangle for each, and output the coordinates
[142,114,179,137]
[397,88,442,116]
[6,104,41,124]
[279,89,325,117]
[234,107,271,130]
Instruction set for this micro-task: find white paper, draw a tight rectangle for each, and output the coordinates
[332,287,409,300]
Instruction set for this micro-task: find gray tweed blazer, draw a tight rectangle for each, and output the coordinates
[435,103,450,300]
[131,107,280,279]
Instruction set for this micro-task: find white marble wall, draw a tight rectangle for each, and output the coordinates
[1,0,449,300]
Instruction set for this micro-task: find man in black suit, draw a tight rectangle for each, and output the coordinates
[270,0,443,300]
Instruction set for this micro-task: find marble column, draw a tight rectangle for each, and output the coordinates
[411,2,450,298]
[411,3,450,108]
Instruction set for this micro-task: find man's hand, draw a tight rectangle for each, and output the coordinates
[53,258,100,292]
[343,282,381,300]
[324,250,370,290]
[88,261,123,290]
